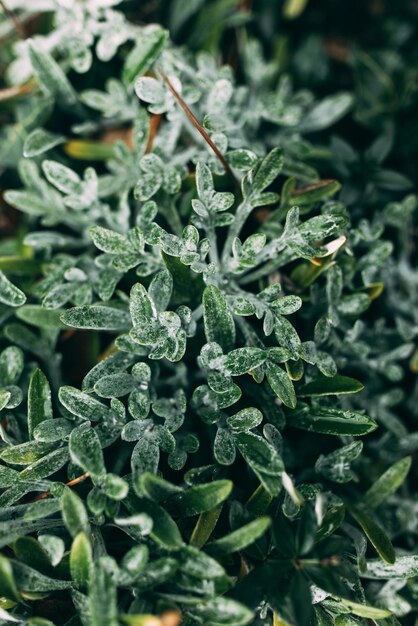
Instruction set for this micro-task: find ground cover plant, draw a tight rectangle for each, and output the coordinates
[0,0,417,625]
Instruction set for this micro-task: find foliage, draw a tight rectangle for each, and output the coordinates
[0,1,417,625]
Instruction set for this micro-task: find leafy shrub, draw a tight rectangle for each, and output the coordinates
[0,1,417,625]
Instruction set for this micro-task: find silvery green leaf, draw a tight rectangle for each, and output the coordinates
[0,346,23,386]
[214,428,236,465]
[360,457,411,510]
[61,489,90,539]
[123,25,168,84]
[0,465,19,488]
[316,351,337,377]
[135,76,165,103]
[89,226,132,254]
[315,441,363,483]
[270,295,302,315]
[82,352,136,392]
[59,386,111,421]
[226,149,258,170]
[287,406,377,436]
[28,368,53,439]
[130,282,157,327]
[0,440,55,465]
[148,269,173,312]
[134,154,163,201]
[0,271,26,307]
[190,597,253,626]
[12,561,72,593]
[69,423,105,479]
[299,92,353,132]
[266,362,296,408]
[88,564,118,626]
[33,418,73,442]
[17,305,67,329]
[38,534,65,567]
[61,305,131,330]
[42,160,81,195]
[224,347,267,376]
[226,407,263,432]
[234,431,284,476]
[203,285,236,352]
[131,437,160,476]
[19,447,69,480]
[251,147,284,194]
[28,40,79,107]
[94,373,135,398]
[364,556,418,579]
[23,129,65,158]
[100,474,129,500]
[274,315,301,358]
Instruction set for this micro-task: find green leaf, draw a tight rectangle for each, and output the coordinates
[12,561,72,593]
[0,440,55,465]
[224,347,267,376]
[124,492,184,550]
[203,285,236,351]
[287,406,377,436]
[70,532,92,588]
[69,424,105,478]
[0,555,20,602]
[274,315,301,358]
[208,517,271,556]
[19,447,69,480]
[0,271,26,307]
[61,489,90,539]
[164,480,233,517]
[121,545,149,579]
[179,545,225,579]
[89,226,132,255]
[28,41,79,107]
[360,457,411,510]
[123,25,168,84]
[191,597,253,626]
[351,507,395,564]
[226,408,263,432]
[298,375,364,396]
[363,555,418,579]
[251,148,284,194]
[28,369,53,440]
[61,305,131,330]
[291,179,341,205]
[137,472,182,503]
[266,362,297,408]
[190,506,222,549]
[299,93,353,132]
[88,564,118,626]
[59,386,111,421]
[338,598,391,619]
[23,129,65,158]
[0,346,23,386]
[16,305,67,329]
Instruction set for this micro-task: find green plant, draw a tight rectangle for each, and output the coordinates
[0,1,417,625]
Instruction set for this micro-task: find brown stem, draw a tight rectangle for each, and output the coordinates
[31,472,91,502]
[158,70,240,192]
[66,472,91,487]
[0,0,25,39]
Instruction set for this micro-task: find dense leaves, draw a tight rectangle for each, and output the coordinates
[0,0,417,625]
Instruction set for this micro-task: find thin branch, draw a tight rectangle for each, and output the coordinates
[0,0,25,39]
[158,70,240,192]
[31,472,91,502]
[66,472,91,487]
